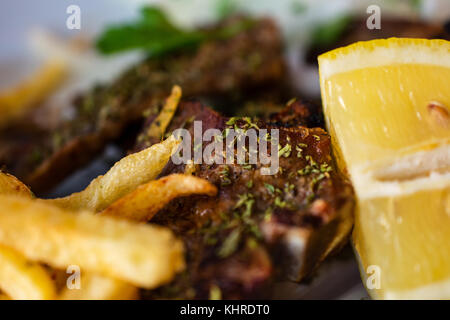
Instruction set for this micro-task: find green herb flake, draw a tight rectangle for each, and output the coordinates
[264,207,273,222]
[284,183,295,194]
[264,183,275,195]
[244,117,259,130]
[226,117,237,126]
[234,193,253,210]
[209,284,222,300]
[295,144,304,158]
[320,162,333,173]
[286,97,297,106]
[274,196,287,208]
[221,177,231,186]
[219,165,232,186]
[246,237,259,249]
[218,228,241,258]
[247,221,262,239]
[243,198,254,218]
[278,143,292,158]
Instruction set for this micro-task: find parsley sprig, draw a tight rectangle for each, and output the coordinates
[97,6,253,56]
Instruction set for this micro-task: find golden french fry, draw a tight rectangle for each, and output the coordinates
[183,160,196,175]
[0,245,56,300]
[0,60,66,128]
[60,273,138,300]
[101,174,217,222]
[0,195,185,289]
[0,172,55,300]
[0,293,10,300]
[0,174,53,300]
[48,135,180,212]
[0,172,33,198]
[147,85,182,141]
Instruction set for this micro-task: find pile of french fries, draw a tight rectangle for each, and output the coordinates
[0,87,218,299]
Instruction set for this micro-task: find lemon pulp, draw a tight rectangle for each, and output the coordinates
[319,38,450,299]
[323,64,450,168]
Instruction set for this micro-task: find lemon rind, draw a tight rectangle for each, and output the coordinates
[318,38,450,79]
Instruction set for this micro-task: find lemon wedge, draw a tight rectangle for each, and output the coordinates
[319,38,450,299]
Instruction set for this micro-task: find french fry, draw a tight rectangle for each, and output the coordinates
[101,174,217,222]
[0,172,33,198]
[0,195,185,289]
[0,245,56,300]
[0,293,10,300]
[0,172,55,300]
[47,135,180,212]
[146,85,182,141]
[184,160,196,175]
[59,273,138,300]
[0,60,66,128]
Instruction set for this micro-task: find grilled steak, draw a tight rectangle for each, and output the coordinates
[136,100,354,299]
[0,16,286,194]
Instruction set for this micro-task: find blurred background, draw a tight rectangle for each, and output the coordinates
[1,0,449,93]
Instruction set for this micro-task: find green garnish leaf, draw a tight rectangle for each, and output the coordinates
[216,0,239,19]
[97,6,253,56]
[311,15,352,48]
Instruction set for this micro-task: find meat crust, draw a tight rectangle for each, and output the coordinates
[136,101,354,299]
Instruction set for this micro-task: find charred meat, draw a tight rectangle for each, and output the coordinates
[0,17,286,194]
[136,100,354,299]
